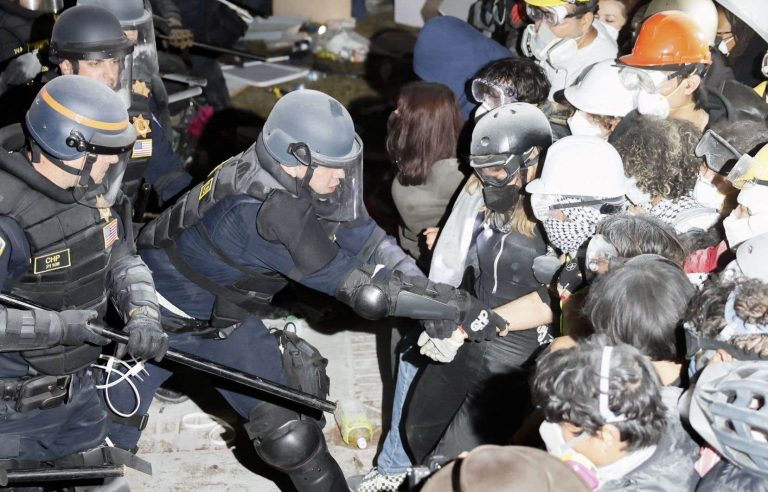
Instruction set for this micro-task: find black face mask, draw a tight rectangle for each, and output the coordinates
[483,184,520,213]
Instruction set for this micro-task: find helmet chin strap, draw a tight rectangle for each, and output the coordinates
[29,139,92,185]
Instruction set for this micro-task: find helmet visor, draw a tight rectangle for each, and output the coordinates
[121,10,159,85]
[696,130,742,173]
[69,150,129,209]
[289,135,365,222]
[74,53,134,109]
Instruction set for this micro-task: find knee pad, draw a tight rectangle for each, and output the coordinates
[245,403,324,471]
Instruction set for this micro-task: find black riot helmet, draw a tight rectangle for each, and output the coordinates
[49,5,134,107]
[470,103,553,216]
[77,0,159,85]
[261,89,364,222]
[25,75,136,208]
[470,103,553,187]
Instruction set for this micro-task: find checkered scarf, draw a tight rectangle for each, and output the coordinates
[541,198,605,255]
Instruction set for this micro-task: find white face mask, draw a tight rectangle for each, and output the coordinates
[539,421,601,489]
[692,176,726,211]
[723,186,768,248]
[568,110,605,138]
[636,89,670,119]
[717,39,730,57]
[522,22,579,70]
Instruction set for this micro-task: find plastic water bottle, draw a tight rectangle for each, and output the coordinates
[334,399,373,449]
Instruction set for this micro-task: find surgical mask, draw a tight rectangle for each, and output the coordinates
[717,38,730,57]
[539,422,600,489]
[521,23,579,70]
[483,184,520,213]
[625,176,651,206]
[567,110,604,138]
[693,176,726,211]
[603,22,619,40]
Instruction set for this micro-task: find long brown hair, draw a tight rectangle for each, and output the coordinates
[386,81,463,186]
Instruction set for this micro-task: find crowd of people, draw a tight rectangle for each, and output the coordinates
[0,0,766,491]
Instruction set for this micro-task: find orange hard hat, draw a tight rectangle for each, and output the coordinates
[619,11,712,68]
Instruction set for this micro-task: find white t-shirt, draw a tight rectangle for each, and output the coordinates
[540,20,618,100]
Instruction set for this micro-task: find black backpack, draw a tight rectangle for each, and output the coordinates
[271,323,331,421]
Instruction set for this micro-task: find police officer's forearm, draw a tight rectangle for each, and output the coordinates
[0,306,64,351]
[108,255,161,321]
[493,291,554,332]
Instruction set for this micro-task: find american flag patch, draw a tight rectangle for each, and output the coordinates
[103,219,119,249]
[131,139,153,159]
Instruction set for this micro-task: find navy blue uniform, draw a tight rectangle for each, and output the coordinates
[107,194,383,449]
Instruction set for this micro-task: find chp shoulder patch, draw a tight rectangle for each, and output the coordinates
[33,249,71,274]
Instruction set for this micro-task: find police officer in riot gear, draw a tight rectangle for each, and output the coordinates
[101,89,506,491]
[50,5,192,211]
[0,74,168,464]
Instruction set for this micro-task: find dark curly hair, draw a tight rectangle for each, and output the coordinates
[609,114,702,201]
[532,336,666,451]
[684,278,768,358]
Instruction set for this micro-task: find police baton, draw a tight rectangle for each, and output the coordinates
[0,294,336,414]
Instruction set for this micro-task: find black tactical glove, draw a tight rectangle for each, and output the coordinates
[422,290,507,341]
[57,310,110,346]
[118,315,169,362]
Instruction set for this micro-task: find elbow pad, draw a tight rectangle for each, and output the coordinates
[336,265,459,322]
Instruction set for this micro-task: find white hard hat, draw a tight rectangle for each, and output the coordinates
[644,0,718,46]
[564,61,638,117]
[526,136,626,197]
[714,0,768,43]
[736,232,768,282]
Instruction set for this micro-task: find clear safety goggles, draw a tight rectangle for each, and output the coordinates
[585,234,619,273]
[618,66,671,94]
[470,78,518,108]
[525,4,579,26]
[470,149,535,187]
[695,130,741,173]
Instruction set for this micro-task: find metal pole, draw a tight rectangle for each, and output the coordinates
[0,294,336,414]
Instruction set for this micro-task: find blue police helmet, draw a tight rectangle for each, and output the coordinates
[25,75,136,161]
[262,89,362,169]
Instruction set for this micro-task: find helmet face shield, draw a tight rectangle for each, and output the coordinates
[74,53,133,109]
[470,151,532,187]
[121,10,159,84]
[288,134,365,222]
[696,130,742,173]
[70,150,129,208]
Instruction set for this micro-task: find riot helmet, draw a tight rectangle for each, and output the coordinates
[469,103,552,214]
[49,5,134,108]
[77,0,159,86]
[261,89,364,222]
[25,75,136,208]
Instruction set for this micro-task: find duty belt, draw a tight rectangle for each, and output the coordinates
[0,375,71,413]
